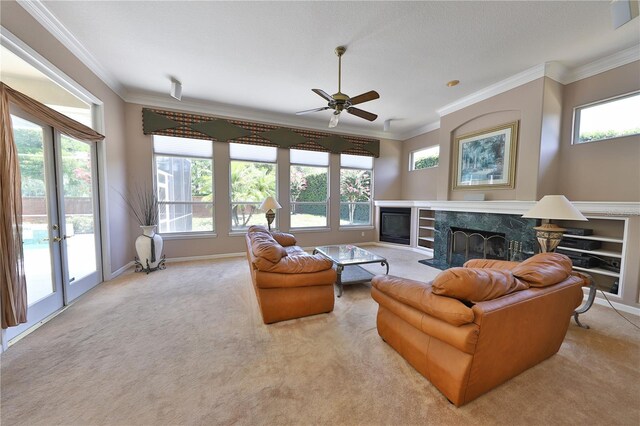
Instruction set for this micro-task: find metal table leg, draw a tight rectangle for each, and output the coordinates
[574,273,597,329]
[381,261,389,275]
[336,265,344,297]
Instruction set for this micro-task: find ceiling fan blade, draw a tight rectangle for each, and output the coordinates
[312,89,334,102]
[349,90,380,106]
[347,107,378,122]
[296,106,331,115]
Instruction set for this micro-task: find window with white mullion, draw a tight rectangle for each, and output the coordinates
[340,154,373,227]
[290,149,329,229]
[229,143,278,230]
[153,135,214,234]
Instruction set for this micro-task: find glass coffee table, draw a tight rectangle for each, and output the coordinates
[313,245,389,297]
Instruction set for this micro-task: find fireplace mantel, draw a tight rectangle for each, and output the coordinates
[374,200,640,216]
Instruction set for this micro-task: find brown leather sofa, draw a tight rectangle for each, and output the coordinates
[371,253,586,406]
[245,225,336,324]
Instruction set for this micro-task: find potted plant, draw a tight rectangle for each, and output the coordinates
[121,187,165,273]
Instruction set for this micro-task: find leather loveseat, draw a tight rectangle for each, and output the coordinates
[371,252,586,406]
[245,225,336,324]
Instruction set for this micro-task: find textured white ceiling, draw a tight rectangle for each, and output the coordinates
[39,1,640,139]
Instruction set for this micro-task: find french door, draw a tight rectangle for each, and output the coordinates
[7,111,102,341]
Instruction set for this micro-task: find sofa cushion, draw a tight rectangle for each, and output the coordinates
[463,259,519,270]
[270,232,297,247]
[254,254,333,273]
[432,267,528,302]
[250,233,287,263]
[372,275,474,326]
[285,246,307,256]
[248,225,270,234]
[511,253,572,287]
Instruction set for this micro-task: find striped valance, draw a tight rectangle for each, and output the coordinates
[142,108,379,158]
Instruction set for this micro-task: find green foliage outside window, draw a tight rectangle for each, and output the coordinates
[578,127,640,143]
[231,161,276,227]
[414,156,439,169]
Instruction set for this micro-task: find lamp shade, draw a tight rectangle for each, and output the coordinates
[522,195,587,221]
[259,196,282,211]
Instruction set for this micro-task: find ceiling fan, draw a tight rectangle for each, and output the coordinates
[296,46,379,128]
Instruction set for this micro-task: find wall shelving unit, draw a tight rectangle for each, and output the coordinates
[556,216,627,297]
[417,208,435,252]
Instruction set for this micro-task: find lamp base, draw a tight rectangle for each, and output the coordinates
[533,223,566,253]
[265,210,275,231]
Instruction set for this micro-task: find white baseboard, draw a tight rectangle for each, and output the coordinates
[109,261,134,279]
[588,294,640,316]
[165,252,245,263]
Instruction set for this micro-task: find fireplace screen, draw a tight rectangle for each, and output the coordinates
[448,227,511,266]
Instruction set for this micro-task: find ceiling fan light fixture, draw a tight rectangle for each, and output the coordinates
[329,111,340,128]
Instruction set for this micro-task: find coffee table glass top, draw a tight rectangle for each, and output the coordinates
[314,244,386,266]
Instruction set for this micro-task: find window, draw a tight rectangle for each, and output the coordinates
[290,149,329,228]
[410,145,439,170]
[1,44,94,127]
[153,136,214,233]
[229,143,277,231]
[340,154,373,226]
[573,92,640,144]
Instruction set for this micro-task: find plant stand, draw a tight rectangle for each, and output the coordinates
[135,254,166,274]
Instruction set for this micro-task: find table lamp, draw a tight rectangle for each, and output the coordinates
[259,196,282,231]
[522,195,587,253]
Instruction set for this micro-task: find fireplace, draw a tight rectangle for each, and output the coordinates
[380,207,411,245]
[448,227,508,266]
[421,210,537,270]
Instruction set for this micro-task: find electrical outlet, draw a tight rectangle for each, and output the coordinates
[361,232,365,237]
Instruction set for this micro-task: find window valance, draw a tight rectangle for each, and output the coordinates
[142,108,380,158]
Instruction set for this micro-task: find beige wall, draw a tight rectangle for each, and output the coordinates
[374,139,403,200]
[400,129,439,200]
[437,78,545,201]
[1,0,133,274]
[537,78,563,198]
[557,61,640,202]
[125,103,384,258]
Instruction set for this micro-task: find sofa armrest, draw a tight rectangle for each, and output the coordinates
[253,254,333,273]
[270,232,297,247]
[463,259,520,270]
[372,275,474,326]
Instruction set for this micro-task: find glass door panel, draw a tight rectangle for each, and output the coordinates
[7,114,63,341]
[58,135,101,302]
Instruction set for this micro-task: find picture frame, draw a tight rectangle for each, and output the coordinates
[452,121,519,190]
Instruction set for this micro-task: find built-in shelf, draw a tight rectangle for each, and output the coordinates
[572,266,620,278]
[557,246,622,258]
[562,234,623,243]
[557,216,627,297]
[417,208,436,251]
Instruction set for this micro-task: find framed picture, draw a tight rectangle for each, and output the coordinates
[452,121,519,190]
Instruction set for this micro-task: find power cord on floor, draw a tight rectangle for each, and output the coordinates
[598,289,640,330]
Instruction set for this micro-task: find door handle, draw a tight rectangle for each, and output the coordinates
[43,237,62,242]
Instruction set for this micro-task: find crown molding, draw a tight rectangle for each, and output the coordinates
[563,44,640,84]
[436,64,548,118]
[126,91,399,140]
[17,0,125,98]
[397,121,440,141]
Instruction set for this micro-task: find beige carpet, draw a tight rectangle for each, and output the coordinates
[1,246,639,425]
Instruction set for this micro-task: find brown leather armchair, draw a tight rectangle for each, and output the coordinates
[245,225,336,324]
[371,253,585,406]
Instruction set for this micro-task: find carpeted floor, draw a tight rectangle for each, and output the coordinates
[1,246,639,425]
